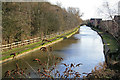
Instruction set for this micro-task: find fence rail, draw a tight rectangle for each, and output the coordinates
[1,29,75,51]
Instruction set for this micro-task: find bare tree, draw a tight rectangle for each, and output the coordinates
[56,1,62,7]
[67,7,83,18]
[98,1,120,43]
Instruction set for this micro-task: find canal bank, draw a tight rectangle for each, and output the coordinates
[86,27,120,79]
[2,26,105,78]
[91,27,119,65]
[0,27,79,64]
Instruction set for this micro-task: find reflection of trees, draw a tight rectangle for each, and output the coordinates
[52,36,80,50]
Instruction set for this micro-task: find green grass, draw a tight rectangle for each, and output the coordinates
[102,33,118,52]
[1,27,79,61]
[1,41,42,54]
[92,27,119,52]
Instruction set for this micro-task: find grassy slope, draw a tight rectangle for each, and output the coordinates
[92,27,119,52]
[85,27,120,79]
[1,27,79,61]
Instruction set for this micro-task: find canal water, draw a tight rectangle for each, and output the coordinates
[2,26,105,78]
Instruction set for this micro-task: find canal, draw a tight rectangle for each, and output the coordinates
[2,26,105,78]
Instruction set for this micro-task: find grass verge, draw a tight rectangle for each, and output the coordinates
[1,27,79,61]
[92,27,119,53]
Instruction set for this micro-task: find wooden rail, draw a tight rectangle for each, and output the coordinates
[1,28,75,51]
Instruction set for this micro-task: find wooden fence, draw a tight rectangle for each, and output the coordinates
[1,37,40,51]
[1,28,76,51]
[0,32,66,51]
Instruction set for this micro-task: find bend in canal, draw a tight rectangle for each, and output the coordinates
[2,26,105,78]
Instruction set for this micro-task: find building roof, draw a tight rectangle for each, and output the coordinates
[90,18,102,20]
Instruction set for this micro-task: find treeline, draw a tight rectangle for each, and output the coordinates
[2,2,82,44]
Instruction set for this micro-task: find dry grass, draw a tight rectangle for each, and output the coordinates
[84,62,120,79]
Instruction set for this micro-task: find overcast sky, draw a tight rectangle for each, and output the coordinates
[48,0,120,20]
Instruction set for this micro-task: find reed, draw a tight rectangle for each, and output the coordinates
[3,46,83,79]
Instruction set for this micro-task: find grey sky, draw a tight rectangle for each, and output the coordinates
[48,0,120,20]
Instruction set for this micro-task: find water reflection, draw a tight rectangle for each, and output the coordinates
[2,26,105,78]
[52,26,105,77]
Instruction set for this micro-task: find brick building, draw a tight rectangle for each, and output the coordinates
[90,18,102,28]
